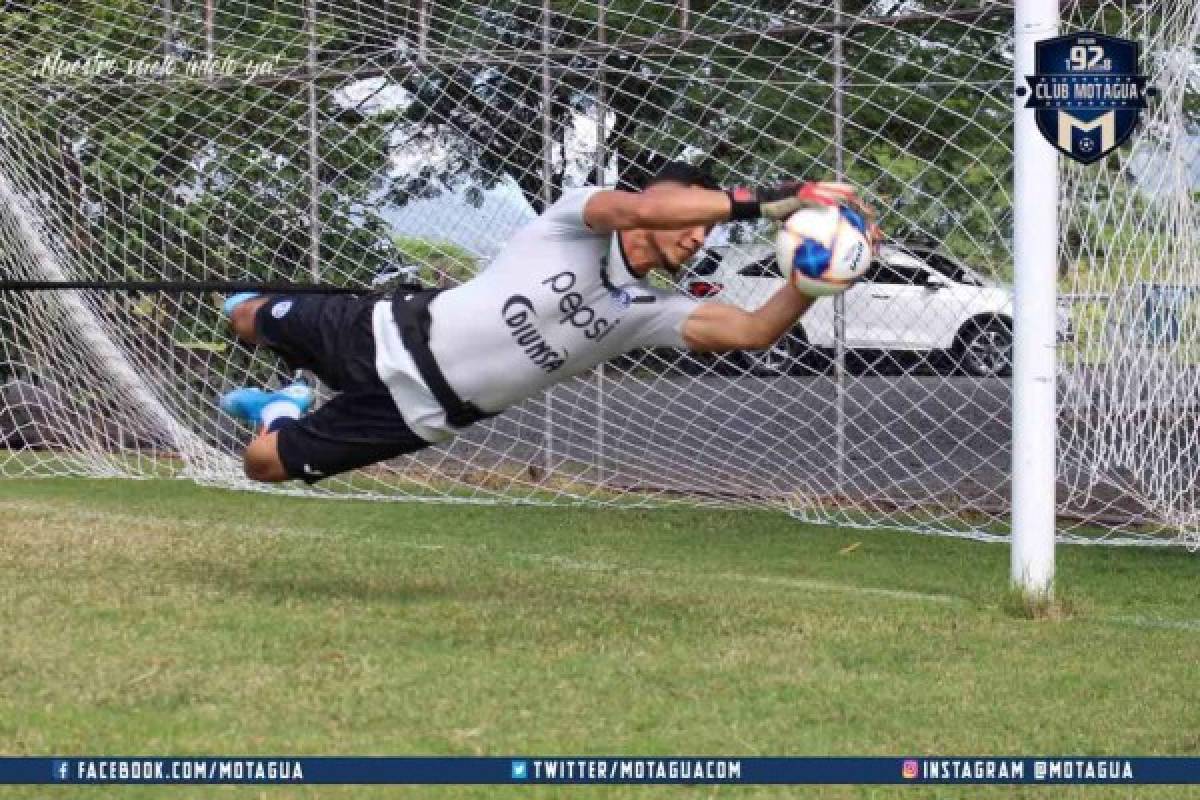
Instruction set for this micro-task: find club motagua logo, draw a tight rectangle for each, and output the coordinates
[1021,31,1155,165]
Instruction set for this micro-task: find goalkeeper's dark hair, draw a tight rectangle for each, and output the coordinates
[643,161,719,192]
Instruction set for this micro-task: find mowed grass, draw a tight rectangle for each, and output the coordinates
[0,479,1199,800]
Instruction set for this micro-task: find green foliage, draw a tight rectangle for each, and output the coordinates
[391,235,480,286]
[1,1,1187,306]
[372,1,1023,274]
[0,2,400,323]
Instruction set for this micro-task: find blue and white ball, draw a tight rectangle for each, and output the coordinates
[775,205,872,297]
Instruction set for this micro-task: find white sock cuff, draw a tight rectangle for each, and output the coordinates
[261,399,303,429]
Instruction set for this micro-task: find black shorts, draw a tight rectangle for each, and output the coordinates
[253,294,433,483]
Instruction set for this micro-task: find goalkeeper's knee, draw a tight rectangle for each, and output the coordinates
[243,434,289,483]
[225,294,266,343]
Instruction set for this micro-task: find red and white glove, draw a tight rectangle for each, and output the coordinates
[726,181,881,246]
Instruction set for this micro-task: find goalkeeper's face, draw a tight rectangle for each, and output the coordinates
[644,182,712,272]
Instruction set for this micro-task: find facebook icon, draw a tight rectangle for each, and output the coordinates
[52,760,70,782]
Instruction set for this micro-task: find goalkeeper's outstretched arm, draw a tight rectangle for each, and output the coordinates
[681,284,816,353]
[582,181,870,233]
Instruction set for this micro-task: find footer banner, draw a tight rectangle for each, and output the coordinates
[2,757,1196,784]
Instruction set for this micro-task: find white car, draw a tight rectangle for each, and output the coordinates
[683,242,1071,377]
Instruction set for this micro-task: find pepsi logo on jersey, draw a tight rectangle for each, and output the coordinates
[541,271,620,342]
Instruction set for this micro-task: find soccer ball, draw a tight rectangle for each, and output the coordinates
[775,205,873,297]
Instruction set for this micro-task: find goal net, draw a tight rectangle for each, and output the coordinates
[0,1,1195,546]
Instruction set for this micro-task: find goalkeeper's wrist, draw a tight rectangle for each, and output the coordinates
[724,187,761,221]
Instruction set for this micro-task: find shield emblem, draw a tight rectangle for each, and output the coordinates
[1025,32,1149,165]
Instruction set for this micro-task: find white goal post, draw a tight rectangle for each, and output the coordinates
[1011,0,1060,595]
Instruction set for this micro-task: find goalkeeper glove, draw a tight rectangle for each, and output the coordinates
[726,181,861,220]
[726,180,881,249]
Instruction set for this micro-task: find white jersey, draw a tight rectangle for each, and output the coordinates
[373,187,699,442]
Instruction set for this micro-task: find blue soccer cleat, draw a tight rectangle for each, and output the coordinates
[219,382,313,425]
[222,291,262,318]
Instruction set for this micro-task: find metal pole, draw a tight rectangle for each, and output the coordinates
[162,0,173,60]
[205,0,215,58]
[832,0,847,493]
[594,0,608,486]
[596,0,608,184]
[417,0,430,62]
[541,0,555,477]
[1011,0,1059,598]
[307,0,320,282]
[832,2,845,181]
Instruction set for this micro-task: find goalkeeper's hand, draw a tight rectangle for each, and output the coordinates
[726,181,881,246]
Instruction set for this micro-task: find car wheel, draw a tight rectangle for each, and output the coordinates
[954,320,1012,377]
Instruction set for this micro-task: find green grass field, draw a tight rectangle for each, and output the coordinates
[1,478,1199,799]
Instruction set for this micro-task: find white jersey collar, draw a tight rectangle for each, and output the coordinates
[604,232,644,288]
[602,232,658,306]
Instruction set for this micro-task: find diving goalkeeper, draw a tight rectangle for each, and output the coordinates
[220,163,876,483]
